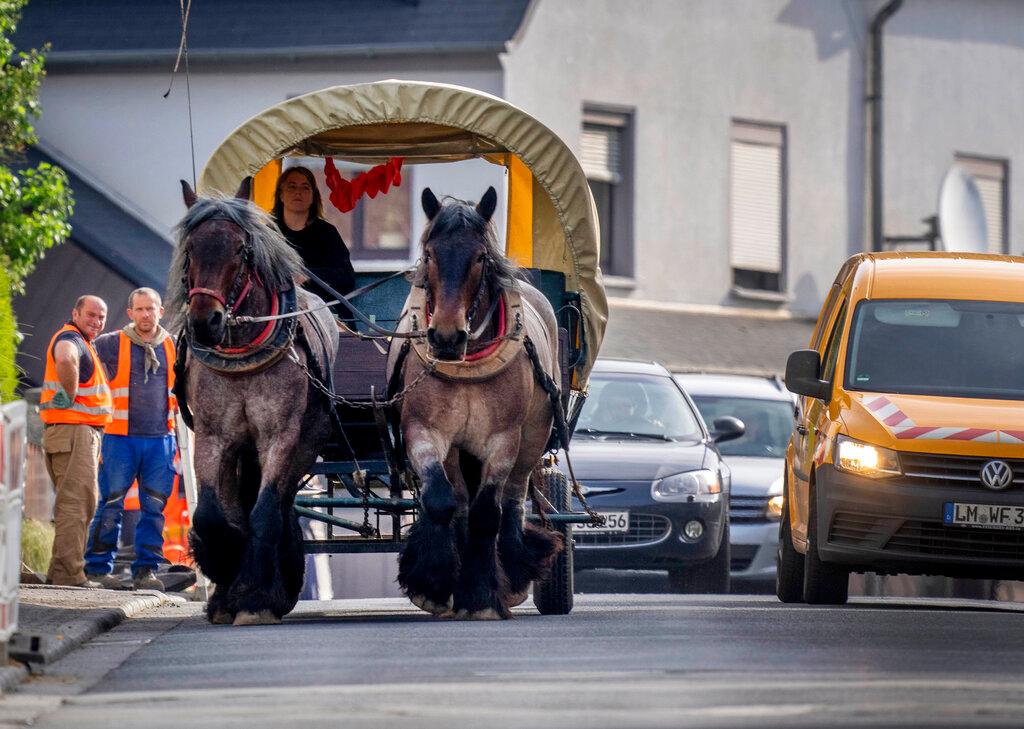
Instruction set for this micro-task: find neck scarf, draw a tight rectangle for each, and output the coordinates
[122,323,170,382]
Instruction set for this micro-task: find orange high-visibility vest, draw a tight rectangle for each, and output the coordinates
[40,324,113,427]
[105,332,177,436]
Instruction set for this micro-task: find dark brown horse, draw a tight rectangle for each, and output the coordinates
[170,180,338,625]
[389,187,563,619]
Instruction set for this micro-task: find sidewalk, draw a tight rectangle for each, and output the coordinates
[0,585,186,692]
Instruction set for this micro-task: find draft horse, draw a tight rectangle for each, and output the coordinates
[171,179,339,625]
[390,186,564,619]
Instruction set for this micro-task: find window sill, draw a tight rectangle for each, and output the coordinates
[730,285,791,304]
[602,275,637,291]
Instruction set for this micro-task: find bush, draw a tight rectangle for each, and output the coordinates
[20,518,53,575]
[0,266,17,402]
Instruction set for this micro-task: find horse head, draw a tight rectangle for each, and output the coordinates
[173,177,302,349]
[418,186,505,361]
[178,178,253,346]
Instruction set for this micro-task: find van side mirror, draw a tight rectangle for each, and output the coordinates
[784,350,832,400]
[711,416,745,444]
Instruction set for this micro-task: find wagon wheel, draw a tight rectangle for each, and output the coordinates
[533,467,574,615]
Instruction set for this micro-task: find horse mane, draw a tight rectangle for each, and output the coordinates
[410,196,521,292]
[167,195,305,319]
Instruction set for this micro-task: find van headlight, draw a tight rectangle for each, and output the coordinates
[652,469,721,502]
[835,435,901,478]
[766,476,784,520]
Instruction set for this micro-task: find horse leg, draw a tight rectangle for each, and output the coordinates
[398,427,460,616]
[497,466,564,609]
[189,442,249,625]
[228,435,306,625]
[452,434,521,620]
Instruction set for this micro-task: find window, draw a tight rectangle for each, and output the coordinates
[581,107,634,277]
[730,121,786,293]
[845,299,1024,401]
[821,299,848,383]
[955,154,1008,254]
[285,157,412,260]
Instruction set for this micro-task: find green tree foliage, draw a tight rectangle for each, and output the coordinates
[0,0,73,294]
[0,0,72,400]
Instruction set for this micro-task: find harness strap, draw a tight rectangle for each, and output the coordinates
[187,287,226,305]
[172,328,193,430]
[522,335,604,528]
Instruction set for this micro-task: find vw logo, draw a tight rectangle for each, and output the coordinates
[980,460,1014,491]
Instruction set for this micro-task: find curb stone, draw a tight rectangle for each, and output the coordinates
[2,589,185,691]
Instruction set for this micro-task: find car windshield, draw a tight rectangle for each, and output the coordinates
[691,395,794,458]
[576,373,704,440]
[845,299,1024,401]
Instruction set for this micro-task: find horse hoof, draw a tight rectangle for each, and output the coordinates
[454,607,504,621]
[233,610,281,626]
[506,590,529,608]
[209,609,234,625]
[410,594,453,617]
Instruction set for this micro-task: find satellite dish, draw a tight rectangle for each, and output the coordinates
[937,165,988,253]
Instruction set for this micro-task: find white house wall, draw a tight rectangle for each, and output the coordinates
[503,0,865,315]
[884,0,1024,253]
[505,0,1024,316]
[37,56,504,244]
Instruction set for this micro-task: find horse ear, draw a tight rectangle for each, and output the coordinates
[235,176,253,201]
[476,186,498,223]
[421,188,441,220]
[181,180,198,209]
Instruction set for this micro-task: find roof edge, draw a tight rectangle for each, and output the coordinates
[43,42,506,69]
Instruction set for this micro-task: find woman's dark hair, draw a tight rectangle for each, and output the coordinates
[272,165,324,225]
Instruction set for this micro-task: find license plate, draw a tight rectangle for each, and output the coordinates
[943,502,1024,530]
[574,511,629,534]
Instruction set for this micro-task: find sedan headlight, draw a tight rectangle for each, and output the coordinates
[652,469,721,502]
[834,435,901,478]
[766,475,784,520]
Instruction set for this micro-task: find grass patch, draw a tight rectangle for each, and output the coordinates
[21,518,54,575]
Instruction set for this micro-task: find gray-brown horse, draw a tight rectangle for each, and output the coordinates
[170,180,338,625]
[390,187,563,619]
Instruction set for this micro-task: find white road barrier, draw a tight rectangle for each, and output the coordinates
[0,401,27,641]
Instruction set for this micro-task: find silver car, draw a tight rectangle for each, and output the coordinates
[674,374,795,585]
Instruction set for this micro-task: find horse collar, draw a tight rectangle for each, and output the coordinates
[187,287,298,376]
[409,288,525,383]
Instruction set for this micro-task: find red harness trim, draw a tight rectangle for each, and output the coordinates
[217,288,279,354]
[187,287,226,306]
[424,295,507,362]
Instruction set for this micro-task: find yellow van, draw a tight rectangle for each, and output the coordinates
[778,252,1024,604]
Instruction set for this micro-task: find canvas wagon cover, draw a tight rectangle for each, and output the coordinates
[197,80,607,384]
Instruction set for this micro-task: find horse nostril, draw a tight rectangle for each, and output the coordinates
[208,310,223,329]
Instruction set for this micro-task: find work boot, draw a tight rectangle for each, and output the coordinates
[132,569,164,591]
[85,573,126,590]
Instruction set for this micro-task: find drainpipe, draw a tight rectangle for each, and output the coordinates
[868,0,904,251]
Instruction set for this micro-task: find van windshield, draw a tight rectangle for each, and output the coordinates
[845,299,1024,401]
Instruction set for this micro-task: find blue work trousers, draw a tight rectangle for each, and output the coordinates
[85,434,177,576]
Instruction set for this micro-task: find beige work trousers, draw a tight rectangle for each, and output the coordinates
[42,423,102,586]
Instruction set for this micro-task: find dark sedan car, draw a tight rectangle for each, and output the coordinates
[567,359,742,592]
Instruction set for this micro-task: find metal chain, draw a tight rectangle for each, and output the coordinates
[287,345,437,410]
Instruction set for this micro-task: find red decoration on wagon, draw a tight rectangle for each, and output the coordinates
[323,156,403,213]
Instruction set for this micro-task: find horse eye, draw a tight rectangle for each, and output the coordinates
[477,254,486,263]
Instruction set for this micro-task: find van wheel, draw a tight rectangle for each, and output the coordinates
[775,480,805,603]
[803,484,849,605]
[668,521,730,594]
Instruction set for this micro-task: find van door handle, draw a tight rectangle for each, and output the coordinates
[795,425,808,436]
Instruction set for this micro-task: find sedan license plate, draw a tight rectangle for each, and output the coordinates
[574,511,629,534]
[944,502,1024,530]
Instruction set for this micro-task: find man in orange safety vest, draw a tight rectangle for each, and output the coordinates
[85,288,178,591]
[39,295,113,587]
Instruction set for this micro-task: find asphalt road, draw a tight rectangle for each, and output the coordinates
[4,593,1024,729]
